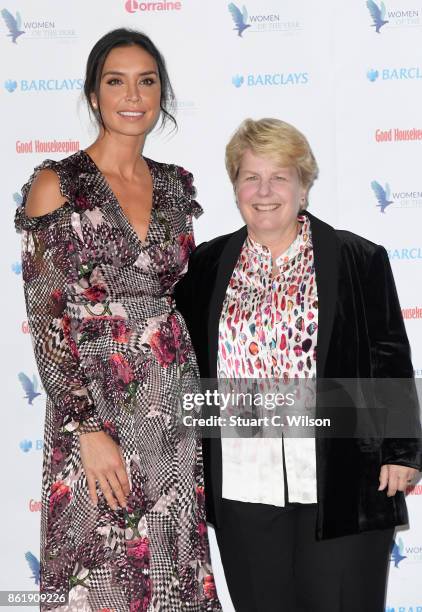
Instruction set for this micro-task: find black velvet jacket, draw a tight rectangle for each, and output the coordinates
[175,211,422,540]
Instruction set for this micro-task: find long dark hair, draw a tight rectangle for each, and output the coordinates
[84,28,177,131]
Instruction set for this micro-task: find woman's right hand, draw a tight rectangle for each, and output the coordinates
[79,431,131,510]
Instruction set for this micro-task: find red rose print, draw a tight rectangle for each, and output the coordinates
[111,318,130,343]
[62,314,79,359]
[178,233,195,264]
[149,328,175,366]
[197,521,207,537]
[83,285,107,304]
[196,485,205,506]
[49,289,66,317]
[203,574,217,600]
[49,481,71,513]
[52,447,64,464]
[74,194,92,211]
[109,353,134,386]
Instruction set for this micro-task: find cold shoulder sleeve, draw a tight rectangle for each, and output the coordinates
[14,160,103,435]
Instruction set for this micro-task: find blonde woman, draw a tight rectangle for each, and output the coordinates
[175,118,421,612]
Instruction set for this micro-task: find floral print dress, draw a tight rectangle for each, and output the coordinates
[14,151,221,612]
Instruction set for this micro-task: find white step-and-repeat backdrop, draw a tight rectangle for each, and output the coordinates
[1,1,421,610]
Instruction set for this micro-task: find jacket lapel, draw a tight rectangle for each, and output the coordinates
[207,226,248,377]
[305,211,340,377]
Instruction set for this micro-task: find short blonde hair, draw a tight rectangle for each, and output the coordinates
[225,118,318,203]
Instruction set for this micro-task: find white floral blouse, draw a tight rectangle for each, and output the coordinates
[217,215,318,506]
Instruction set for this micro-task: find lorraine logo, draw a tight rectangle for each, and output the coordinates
[366,0,389,33]
[390,537,407,567]
[25,552,40,585]
[125,1,182,13]
[18,372,42,405]
[228,3,251,37]
[367,69,379,82]
[1,9,25,43]
[4,79,17,92]
[371,180,394,213]
[232,74,244,88]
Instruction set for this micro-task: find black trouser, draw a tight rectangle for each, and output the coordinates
[214,499,394,612]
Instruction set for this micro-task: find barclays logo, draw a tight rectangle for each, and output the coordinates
[232,72,309,88]
[388,247,422,260]
[19,439,32,453]
[11,262,22,275]
[232,74,244,88]
[4,78,83,93]
[386,607,422,612]
[4,79,17,92]
[19,439,43,453]
[367,69,379,82]
[367,67,422,81]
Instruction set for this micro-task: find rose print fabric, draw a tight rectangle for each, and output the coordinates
[15,151,221,612]
[218,216,318,506]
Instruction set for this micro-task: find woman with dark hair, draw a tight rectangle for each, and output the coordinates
[15,29,221,611]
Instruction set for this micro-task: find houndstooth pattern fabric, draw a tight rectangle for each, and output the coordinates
[15,151,222,612]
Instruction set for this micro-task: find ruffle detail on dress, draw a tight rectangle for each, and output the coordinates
[15,155,79,233]
[14,200,73,233]
[146,159,203,219]
[175,166,203,218]
[14,152,103,233]
[22,157,78,203]
[173,194,203,219]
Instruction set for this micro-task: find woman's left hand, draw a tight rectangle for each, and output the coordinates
[378,464,419,496]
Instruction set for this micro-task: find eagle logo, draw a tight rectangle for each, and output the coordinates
[18,372,42,405]
[371,180,394,213]
[390,538,406,568]
[1,9,25,43]
[366,1,389,33]
[228,3,251,37]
